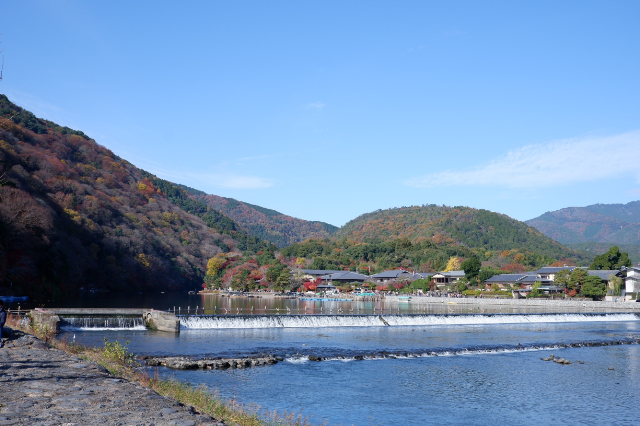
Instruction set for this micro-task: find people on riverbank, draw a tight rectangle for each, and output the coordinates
[0,299,6,348]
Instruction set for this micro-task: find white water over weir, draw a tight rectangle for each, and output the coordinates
[179,313,640,329]
[60,316,146,331]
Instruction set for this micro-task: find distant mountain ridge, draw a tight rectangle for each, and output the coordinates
[185,192,338,248]
[565,242,640,264]
[526,201,640,245]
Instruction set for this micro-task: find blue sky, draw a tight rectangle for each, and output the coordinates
[1,1,639,227]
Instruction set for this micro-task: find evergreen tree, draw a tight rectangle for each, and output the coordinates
[568,269,589,292]
[273,271,291,292]
[554,269,572,287]
[590,246,632,270]
[581,276,606,300]
[461,257,481,280]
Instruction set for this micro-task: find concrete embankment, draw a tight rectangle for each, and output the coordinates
[0,327,224,425]
[385,296,640,310]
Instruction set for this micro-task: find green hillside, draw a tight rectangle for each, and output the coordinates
[0,94,271,298]
[336,205,584,260]
[567,242,640,264]
[279,205,588,274]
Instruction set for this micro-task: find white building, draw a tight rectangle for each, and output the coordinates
[431,270,465,286]
[623,265,640,301]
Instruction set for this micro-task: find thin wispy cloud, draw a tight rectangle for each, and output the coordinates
[173,171,274,190]
[405,130,640,189]
[5,91,65,115]
[404,45,425,54]
[130,161,274,191]
[214,175,274,189]
[306,102,326,109]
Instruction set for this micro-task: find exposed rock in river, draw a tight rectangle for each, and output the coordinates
[145,355,278,370]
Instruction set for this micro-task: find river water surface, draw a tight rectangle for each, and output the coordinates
[54,293,640,425]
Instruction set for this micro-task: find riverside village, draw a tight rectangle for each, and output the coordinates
[2,2,640,425]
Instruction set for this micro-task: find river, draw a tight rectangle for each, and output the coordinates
[51,293,640,425]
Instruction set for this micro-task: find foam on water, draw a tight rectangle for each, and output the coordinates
[60,316,146,331]
[282,339,640,363]
[180,313,639,329]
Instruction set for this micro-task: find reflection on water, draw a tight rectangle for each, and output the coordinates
[38,292,638,316]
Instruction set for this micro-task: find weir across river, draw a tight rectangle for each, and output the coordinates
[26,306,640,334]
[28,308,182,333]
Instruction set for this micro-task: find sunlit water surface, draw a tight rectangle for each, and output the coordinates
[64,317,640,425]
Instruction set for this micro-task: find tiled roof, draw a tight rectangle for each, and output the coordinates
[587,270,621,280]
[484,274,527,283]
[518,275,552,283]
[442,270,465,277]
[371,270,413,279]
[320,272,369,281]
[415,272,433,279]
[484,274,552,284]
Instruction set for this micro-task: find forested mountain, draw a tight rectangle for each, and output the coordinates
[0,95,271,298]
[567,242,640,264]
[336,205,582,260]
[279,205,588,275]
[0,92,606,298]
[526,202,640,245]
[189,192,338,247]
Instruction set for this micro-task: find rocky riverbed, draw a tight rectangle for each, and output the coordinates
[0,327,225,426]
[144,355,280,370]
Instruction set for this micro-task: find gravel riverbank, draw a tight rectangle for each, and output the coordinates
[0,327,225,426]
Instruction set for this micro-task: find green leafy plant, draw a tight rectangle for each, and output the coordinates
[103,338,134,364]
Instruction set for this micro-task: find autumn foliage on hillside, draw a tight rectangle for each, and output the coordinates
[0,95,269,297]
[198,194,338,247]
[277,206,590,276]
[280,234,577,276]
[335,205,587,263]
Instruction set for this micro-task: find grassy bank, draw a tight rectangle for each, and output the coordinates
[5,313,319,426]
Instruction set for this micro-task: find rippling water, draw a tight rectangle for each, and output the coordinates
[64,315,640,425]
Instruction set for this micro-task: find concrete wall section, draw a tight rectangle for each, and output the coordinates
[29,309,61,334]
[143,310,180,333]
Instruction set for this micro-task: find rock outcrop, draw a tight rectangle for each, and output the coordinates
[145,355,279,370]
